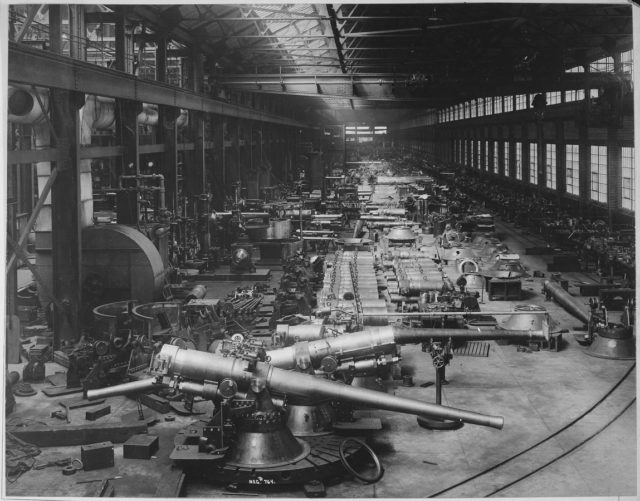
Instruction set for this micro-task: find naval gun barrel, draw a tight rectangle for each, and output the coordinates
[88,345,503,430]
[267,325,548,370]
[543,280,590,324]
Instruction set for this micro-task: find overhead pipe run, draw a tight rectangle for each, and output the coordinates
[137,103,159,126]
[84,95,116,130]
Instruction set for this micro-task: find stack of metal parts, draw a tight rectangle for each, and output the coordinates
[394,256,447,296]
[316,247,388,330]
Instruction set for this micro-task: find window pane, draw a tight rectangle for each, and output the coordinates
[566,144,580,196]
[590,145,608,203]
[529,143,538,184]
[545,144,557,189]
[504,141,510,176]
[621,147,635,211]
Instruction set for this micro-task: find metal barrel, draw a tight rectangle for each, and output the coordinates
[392,326,548,344]
[90,345,503,429]
[265,363,504,429]
[87,378,168,400]
[266,325,548,371]
[267,328,398,370]
[185,284,207,302]
[543,280,590,324]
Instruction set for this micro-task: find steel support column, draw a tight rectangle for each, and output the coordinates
[185,113,206,198]
[50,88,82,347]
[156,37,167,83]
[159,107,179,214]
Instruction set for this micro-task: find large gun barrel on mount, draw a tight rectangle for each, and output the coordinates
[87,344,504,430]
[543,280,590,324]
[268,325,548,370]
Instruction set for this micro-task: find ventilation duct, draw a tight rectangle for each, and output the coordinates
[8,86,48,124]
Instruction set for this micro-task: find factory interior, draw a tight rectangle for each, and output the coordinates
[2,2,638,499]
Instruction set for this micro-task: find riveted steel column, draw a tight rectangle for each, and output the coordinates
[50,90,82,346]
[47,5,82,346]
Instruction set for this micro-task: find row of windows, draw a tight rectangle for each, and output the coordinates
[452,139,634,209]
[438,88,602,123]
[438,52,633,124]
[344,125,387,135]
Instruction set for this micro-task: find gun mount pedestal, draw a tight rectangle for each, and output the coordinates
[417,365,464,431]
[170,389,368,486]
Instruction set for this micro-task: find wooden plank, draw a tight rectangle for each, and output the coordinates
[7,422,148,447]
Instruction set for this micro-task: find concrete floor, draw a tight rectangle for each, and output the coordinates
[5,210,637,498]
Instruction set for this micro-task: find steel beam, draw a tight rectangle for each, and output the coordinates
[9,43,311,128]
[6,167,59,275]
[220,72,625,101]
[6,234,66,313]
[14,4,41,42]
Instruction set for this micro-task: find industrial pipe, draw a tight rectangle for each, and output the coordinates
[119,174,166,210]
[8,86,48,124]
[88,345,504,429]
[137,103,159,126]
[543,280,590,324]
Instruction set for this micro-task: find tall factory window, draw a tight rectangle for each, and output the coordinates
[504,95,514,112]
[485,140,490,170]
[565,89,585,102]
[515,142,523,180]
[494,96,503,114]
[463,140,467,165]
[529,143,538,184]
[478,98,485,117]
[590,56,614,72]
[477,141,483,169]
[516,94,527,110]
[493,142,499,173]
[545,144,557,189]
[470,99,477,118]
[464,101,470,119]
[470,140,475,168]
[547,91,561,105]
[504,141,510,176]
[485,97,493,115]
[621,147,635,210]
[590,145,608,203]
[566,144,580,196]
[529,94,539,108]
[621,49,633,73]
